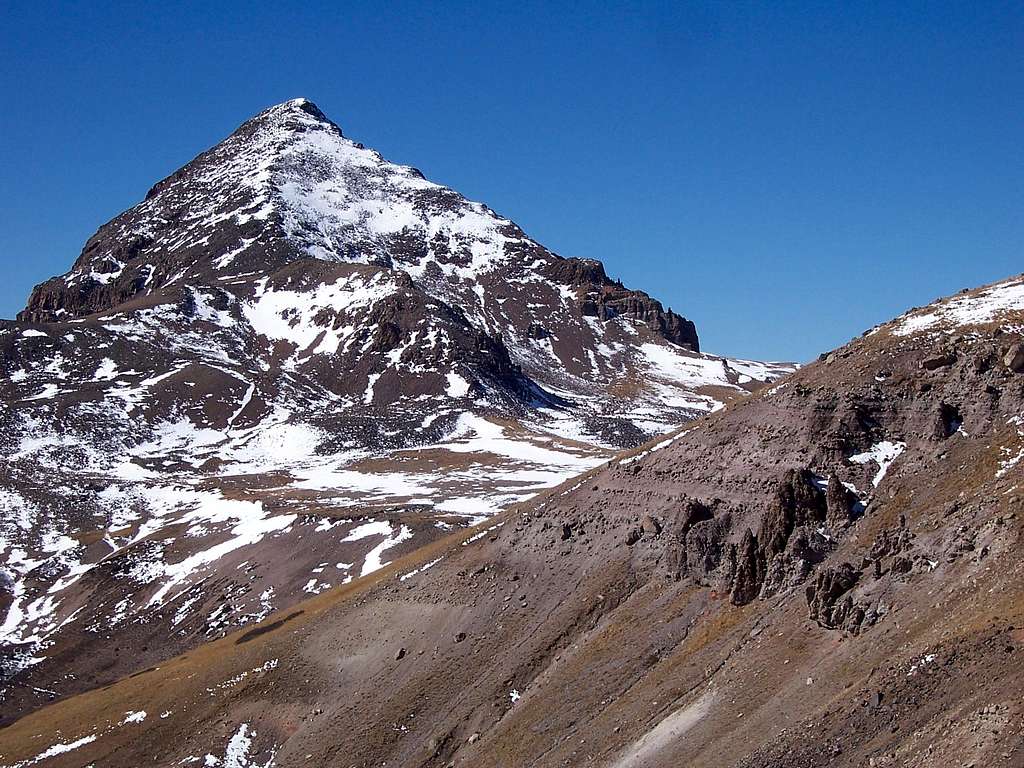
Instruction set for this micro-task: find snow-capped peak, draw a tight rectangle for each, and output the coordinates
[2,100,795,703]
[244,97,340,132]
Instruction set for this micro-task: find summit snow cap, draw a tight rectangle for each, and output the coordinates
[255,97,336,126]
[234,97,345,141]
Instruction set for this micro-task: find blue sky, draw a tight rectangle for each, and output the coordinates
[2,1,1021,361]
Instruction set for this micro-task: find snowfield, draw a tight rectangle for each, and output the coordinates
[892,276,1024,336]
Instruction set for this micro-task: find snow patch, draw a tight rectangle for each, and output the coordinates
[893,277,1024,336]
[849,441,906,487]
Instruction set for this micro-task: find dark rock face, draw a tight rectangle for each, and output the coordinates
[711,468,835,605]
[825,474,858,529]
[20,229,166,321]
[571,280,699,351]
[730,528,763,605]
[806,562,864,631]
[934,402,964,439]
[761,469,828,561]
[920,352,955,370]
[686,515,732,580]
[538,257,700,350]
[519,275,1024,641]
[541,257,610,287]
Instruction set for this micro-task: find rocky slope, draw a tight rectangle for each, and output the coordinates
[0,99,791,722]
[2,264,1021,766]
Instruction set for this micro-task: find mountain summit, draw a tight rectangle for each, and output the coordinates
[16,98,783,433]
[24,96,700,350]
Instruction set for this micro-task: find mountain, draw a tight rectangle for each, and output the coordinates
[2,271,1019,767]
[0,99,791,721]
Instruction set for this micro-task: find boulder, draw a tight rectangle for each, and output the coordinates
[921,353,955,371]
[641,515,662,536]
[1004,343,1024,373]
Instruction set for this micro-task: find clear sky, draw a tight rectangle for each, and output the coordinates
[2,1,1021,361]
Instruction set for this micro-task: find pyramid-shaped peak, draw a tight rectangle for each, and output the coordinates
[240,97,342,138]
[265,97,328,120]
